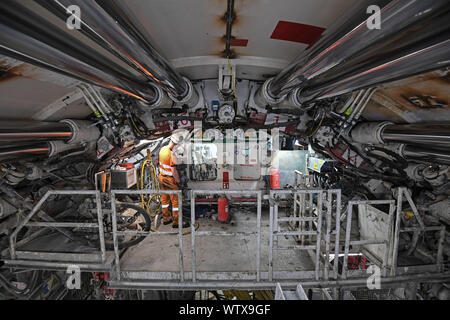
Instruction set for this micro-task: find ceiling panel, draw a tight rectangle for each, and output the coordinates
[124,0,359,60]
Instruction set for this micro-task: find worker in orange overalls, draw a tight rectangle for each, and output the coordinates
[159,132,190,228]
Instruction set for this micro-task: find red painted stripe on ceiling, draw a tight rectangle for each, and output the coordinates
[230,38,248,47]
[270,21,325,46]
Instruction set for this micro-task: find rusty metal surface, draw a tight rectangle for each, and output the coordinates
[363,69,450,123]
[0,58,79,120]
[0,55,93,120]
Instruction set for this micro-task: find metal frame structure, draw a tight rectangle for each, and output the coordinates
[112,187,424,289]
[269,189,341,280]
[342,199,395,279]
[4,190,111,270]
[190,190,263,282]
[109,189,184,281]
[1,187,447,292]
[391,187,446,276]
[269,189,343,281]
[270,189,326,281]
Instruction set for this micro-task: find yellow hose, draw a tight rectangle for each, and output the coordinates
[139,158,160,217]
[139,149,199,236]
[227,56,237,102]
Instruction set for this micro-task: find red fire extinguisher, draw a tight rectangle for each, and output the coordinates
[218,197,230,223]
[270,168,281,189]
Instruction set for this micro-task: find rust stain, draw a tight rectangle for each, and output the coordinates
[212,46,238,59]
[214,10,226,28]
[365,77,449,125]
[384,68,450,88]
[215,36,239,58]
[385,80,449,109]
[214,0,244,59]
[215,9,241,28]
[0,64,27,83]
[0,61,10,71]
[364,69,450,122]
[402,94,445,109]
[221,49,238,59]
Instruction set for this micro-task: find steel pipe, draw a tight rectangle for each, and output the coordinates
[35,0,190,101]
[299,35,450,102]
[382,124,450,148]
[351,122,450,148]
[0,119,100,161]
[0,141,86,162]
[0,1,157,103]
[0,119,100,144]
[268,0,387,98]
[305,9,450,91]
[255,0,450,106]
[0,144,50,162]
[223,0,236,58]
[351,122,450,165]
[0,121,72,142]
[402,145,450,166]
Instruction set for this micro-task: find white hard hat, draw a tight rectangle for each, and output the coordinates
[170,129,187,144]
[170,135,181,144]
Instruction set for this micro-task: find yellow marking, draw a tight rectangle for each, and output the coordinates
[401,210,414,217]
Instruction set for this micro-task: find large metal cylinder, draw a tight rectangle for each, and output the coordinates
[0,1,157,103]
[381,124,450,148]
[0,143,51,162]
[350,121,393,145]
[352,123,450,147]
[59,119,101,145]
[255,0,450,106]
[299,36,450,102]
[0,121,72,142]
[402,145,450,166]
[36,0,191,101]
[0,140,92,162]
[0,118,101,162]
[0,119,101,144]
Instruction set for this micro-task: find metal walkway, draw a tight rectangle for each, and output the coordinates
[108,187,448,291]
[2,187,447,292]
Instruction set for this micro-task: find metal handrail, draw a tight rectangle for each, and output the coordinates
[9,190,106,263]
[190,190,263,282]
[109,189,183,281]
[342,199,396,279]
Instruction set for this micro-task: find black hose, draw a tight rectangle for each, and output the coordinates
[266,106,304,115]
[338,136,389,174]
[365,150,407,177]
[153,116,203,122]
[323,143,409,184]
[151,107,187,115]
[245,120,299,129]
[0,273,27,298]
[366,145,409,169]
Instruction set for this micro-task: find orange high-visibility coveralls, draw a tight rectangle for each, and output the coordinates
[158,145,179,225]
